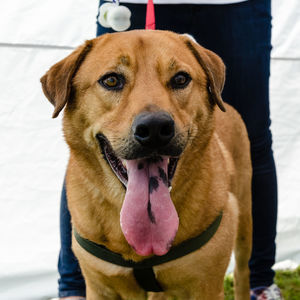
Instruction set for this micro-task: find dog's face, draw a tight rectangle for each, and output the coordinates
[41,30,225,256]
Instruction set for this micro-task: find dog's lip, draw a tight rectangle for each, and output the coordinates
[96,134,179,189]
[96,134,128,187]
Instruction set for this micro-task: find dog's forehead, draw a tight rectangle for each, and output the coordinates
[97,30,182,50]
[75,30,205,86]
[91,30,193,67]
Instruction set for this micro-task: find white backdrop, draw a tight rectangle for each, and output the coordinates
[0,1,299,299]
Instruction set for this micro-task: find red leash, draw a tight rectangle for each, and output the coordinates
[145,0,155,30]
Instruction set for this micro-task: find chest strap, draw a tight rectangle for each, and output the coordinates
[73,211,222,292]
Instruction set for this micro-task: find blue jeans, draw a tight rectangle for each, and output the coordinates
[58,181,86,298]
[58,0,276,296]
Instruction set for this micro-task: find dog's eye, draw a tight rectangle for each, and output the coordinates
[99,73,125,91]
[170,72,191,89]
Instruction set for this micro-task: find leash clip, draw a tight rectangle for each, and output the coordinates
[98,1,131,32]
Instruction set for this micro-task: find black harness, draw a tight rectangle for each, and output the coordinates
[73,211,222,292]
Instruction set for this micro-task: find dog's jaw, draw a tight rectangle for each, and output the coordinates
[96,133,180,256]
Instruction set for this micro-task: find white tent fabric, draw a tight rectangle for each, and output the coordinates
[0,1,299,299]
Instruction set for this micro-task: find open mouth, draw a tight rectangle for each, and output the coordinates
[97,133,180,256]
[96,134,179,188]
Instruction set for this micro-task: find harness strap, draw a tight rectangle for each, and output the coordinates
[133,267,163,292]
[73,211,222,291]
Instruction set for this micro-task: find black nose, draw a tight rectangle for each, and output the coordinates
[133,112,175,148]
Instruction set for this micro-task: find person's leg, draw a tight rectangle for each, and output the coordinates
[185,0,277,289]
[58,181,86,298]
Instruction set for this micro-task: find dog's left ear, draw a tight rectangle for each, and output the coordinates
[184,38,226,112]
[40,40,93,118]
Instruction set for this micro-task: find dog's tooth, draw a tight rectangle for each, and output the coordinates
[121,159,127,169]
[168,186,172,192]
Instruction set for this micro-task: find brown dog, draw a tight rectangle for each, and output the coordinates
[41,30,252,300]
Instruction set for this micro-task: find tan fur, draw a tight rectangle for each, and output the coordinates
[41,30,252,300]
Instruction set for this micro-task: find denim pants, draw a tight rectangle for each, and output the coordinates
[58,0,276,296]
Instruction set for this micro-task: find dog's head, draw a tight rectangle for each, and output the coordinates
[41,30,225,256]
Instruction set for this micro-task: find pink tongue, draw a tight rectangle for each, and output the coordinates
[120,157,179,256]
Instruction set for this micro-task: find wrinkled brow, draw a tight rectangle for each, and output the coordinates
[118,55,131,67]
[168,58,179,72]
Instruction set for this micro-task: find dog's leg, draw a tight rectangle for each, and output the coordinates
[147,292,167,300]
[198,280,225,300]
[233,191,252,300]
[84,281,120,300]
[149,290,224,300]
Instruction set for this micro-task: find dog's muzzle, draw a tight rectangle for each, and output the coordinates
[96,111,186,257]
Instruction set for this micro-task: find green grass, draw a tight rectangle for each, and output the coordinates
[275,267,300,300]
[224,267,300,300]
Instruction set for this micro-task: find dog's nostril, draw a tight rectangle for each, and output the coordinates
[160,123,173,137]
[135,125,150,139]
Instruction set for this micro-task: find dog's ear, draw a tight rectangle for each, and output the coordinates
[40,40,93,118]
[184,39,226,112]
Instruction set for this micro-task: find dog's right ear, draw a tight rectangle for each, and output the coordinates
[40,40,93,118]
